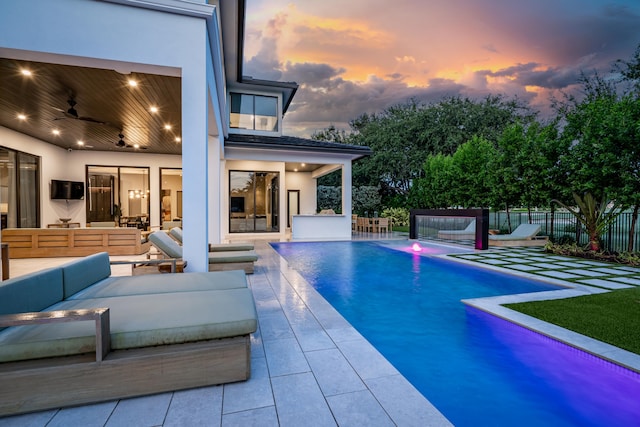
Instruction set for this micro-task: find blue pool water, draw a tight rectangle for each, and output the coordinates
[271,241,640,427]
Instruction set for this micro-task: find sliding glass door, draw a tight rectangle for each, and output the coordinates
[0,147,40,229]
[229,170,279,233]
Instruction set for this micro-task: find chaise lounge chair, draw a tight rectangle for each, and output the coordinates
[437,220,476,240]
[488,224,548,247]
[148,231,258,274]
[168,227,254,252]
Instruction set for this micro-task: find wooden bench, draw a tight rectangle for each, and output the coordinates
[2,228,150,258]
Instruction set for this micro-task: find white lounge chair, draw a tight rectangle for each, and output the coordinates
[437,220,476,240]
[148,231,258,273]
[488,224,548,247]
[168,227,254,252]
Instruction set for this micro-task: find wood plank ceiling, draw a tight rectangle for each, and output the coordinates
[0,58,182,155]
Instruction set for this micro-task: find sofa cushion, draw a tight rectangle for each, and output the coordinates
[208,250,258,263]
[68,270,247,299]
[0,288,257,362]
[61,252,111,298]
[0,268,63,317]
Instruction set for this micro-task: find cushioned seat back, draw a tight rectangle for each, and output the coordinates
[61,252,112,298]
[169,227,183,243]
[149,231,183,258]
[0,268,64,330]
[510,224,541,238]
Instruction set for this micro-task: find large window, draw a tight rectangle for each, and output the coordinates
[86,166,149,229]
[0,147,40,228]
[229,171,279,233]
[230,93,278,132]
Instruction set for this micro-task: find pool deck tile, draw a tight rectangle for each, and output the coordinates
[530,262,567,270]
[563,269,611,277]
[577,279,634,290]
[616,266,640,273]
[609,276,640,286]
[590,267,632,275]
[574,261,613,267]
[326,390,396,427]
[530,270,582,279]
[554,261,587,268]
[507,264,541,271]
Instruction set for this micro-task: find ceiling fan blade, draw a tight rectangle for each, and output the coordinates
[78,116,107,125]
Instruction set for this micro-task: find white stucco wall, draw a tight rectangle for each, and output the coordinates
[285,171,317,215]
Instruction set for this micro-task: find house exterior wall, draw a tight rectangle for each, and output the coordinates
[0,0,220,271]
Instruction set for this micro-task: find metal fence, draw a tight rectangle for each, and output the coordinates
[491,211,640,253]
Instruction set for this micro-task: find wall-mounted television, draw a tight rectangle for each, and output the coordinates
[230,196,245,213]
[51,180,85,200]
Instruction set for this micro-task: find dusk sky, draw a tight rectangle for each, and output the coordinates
[243,0,640,138]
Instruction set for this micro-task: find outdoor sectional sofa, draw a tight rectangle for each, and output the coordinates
[0,252,257,416]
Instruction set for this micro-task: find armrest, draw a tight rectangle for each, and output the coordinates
[111,258,178,272]
[0,308,111,362]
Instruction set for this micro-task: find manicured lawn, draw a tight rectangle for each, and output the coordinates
[505,287,640,355]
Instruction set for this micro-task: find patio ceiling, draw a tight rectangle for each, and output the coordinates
[0,57,183,155]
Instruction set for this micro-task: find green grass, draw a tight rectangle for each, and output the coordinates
[392,225,409,233]
[505,287,640,355]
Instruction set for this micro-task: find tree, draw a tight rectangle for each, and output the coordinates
[311,125,349,143]
[556,70,640,250]
[449,136,495,208]
[553,192,625,252]
[408,153,454,208]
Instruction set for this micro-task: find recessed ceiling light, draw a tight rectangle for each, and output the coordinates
[77,140,84,146]
[149,106,158,113]
[164,124,172,130]
[175,137,181,143]
[20,69,32,77]
[128,79,138,87]
[133,143,140,149]
[52,129,60,136]
[294,168,298,172]
[301,163,306,167]
[17,113,27,120]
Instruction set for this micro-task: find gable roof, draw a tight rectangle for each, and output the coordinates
[225,133,371,158]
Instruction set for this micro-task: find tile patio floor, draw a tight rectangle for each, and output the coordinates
[3,237,640,426]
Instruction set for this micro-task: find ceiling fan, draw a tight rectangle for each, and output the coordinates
[115,133,146,150]
[53,97,108,125]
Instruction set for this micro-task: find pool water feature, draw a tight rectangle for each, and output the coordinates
[271,241,640,427]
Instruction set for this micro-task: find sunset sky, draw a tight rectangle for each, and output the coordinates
[243,0,640,137]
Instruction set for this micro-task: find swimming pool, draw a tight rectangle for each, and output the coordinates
[271,240,640,426]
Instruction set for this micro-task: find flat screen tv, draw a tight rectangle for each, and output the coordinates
[51,180,85,200]
[230,196,245,213]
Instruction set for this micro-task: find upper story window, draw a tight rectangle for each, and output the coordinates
[230,93,278,132]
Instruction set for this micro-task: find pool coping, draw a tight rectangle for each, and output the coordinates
[439,252,640,374]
